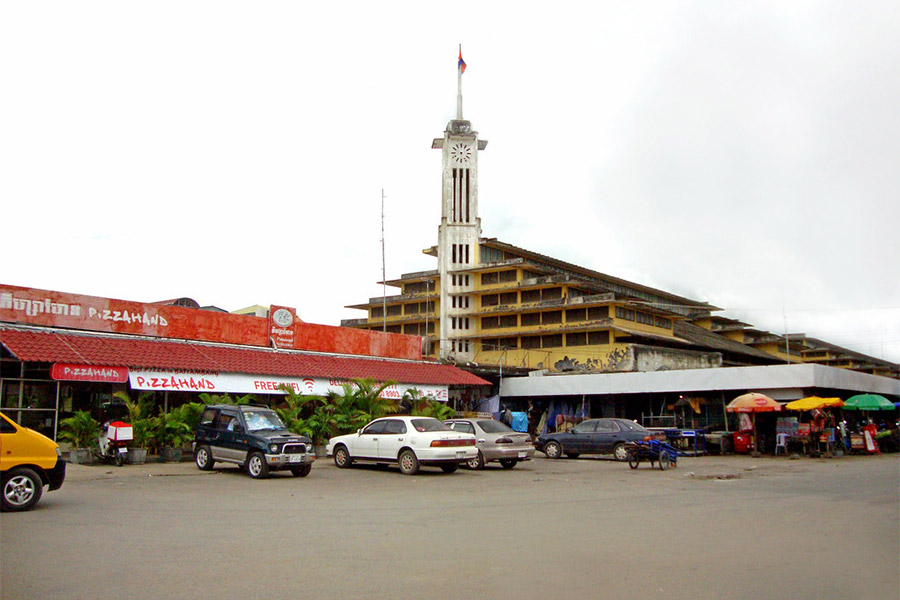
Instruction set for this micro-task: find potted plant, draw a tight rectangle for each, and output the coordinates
[127,418,151,464]
[150,410,192,462]
[114,391,153,464]
[58,410,100,464]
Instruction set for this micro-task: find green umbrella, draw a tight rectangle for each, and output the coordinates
[843,394,894,411]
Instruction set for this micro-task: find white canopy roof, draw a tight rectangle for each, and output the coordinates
[500,363,899,402]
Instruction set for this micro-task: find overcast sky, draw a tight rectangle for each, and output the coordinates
[2,2,898,364]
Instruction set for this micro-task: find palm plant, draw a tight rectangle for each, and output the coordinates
[58,410,100,448]
[401,389,456,420]
[326,379,398,419]
[172,401,206,432]
[318,378,399,440]
[198,393,256,406]
[148,410,192,452]
[412,399,457,421]
[273,384,326,441]
[113,390,155,449]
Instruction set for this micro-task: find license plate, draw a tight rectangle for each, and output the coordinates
[518,451,527,458]
[288,455,305,463]
[456,451,466,458]
[118,448,128,454]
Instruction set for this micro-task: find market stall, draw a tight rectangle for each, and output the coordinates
[726,392,783,456]
[781,396,844,456]
[842,394,895,454]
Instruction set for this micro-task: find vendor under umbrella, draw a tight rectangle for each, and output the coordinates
[726,392,783,456]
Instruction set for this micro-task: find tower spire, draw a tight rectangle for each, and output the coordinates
[457,44,466,119]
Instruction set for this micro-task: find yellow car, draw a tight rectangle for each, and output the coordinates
[1,411,66,512]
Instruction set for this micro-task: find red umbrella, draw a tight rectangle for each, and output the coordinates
[727,393,783,454]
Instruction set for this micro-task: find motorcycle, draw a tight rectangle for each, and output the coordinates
[94,401,132,466]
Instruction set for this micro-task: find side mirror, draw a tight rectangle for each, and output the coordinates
[357,428,362,434]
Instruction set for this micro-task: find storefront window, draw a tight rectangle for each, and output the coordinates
[1,379,59,439]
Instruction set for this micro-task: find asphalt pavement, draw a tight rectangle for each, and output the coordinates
[2,453,898,600]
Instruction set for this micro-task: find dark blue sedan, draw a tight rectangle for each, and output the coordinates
[535,418,653,461]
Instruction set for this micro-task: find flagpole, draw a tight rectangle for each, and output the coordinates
[457,43,463,119]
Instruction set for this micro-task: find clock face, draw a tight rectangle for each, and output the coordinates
[272,308,294,328]
[450,143,472,165]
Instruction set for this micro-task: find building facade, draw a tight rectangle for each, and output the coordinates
[342,71,898,381]
[0,284,488,441]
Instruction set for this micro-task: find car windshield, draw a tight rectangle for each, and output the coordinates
[411,418,452,433]
[477,420,513,434]
[243,410,286,432]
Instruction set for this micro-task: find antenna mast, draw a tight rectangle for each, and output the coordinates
[381,189,387,333]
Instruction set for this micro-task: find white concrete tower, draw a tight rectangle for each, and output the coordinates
[432,47,487,361]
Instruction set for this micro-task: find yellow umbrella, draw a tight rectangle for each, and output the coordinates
[784,396,844,411]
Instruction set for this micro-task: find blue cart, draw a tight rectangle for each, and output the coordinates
[625,439,679,470]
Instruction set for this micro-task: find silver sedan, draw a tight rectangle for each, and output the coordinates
[444,418,534,470]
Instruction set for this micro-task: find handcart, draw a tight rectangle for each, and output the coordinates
[624,439,679,471]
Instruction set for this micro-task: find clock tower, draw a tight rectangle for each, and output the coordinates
[432,57,487,362]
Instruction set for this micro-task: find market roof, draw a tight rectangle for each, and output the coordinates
[0,326,490,387]
[673,321,783,363]
[500,363,900,400]
[425,237,722,313]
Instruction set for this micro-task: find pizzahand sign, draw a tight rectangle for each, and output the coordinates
[0,283,423,361]
[128,369,449,401]
[51,363,129,383]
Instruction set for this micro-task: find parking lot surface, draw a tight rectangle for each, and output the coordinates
[2,454,898,599]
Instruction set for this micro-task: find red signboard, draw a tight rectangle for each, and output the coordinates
[1,284,423,361]
[268,305,298,348]
[51,363,129,383]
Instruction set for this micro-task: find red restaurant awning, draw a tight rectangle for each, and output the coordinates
[0,326,490,387]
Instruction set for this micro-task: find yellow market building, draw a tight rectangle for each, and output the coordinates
[342,72,898,384]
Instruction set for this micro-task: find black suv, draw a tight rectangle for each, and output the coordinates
[193,404,315,479]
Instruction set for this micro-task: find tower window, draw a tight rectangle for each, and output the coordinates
[451,168,472,223]
[451,244,469,265]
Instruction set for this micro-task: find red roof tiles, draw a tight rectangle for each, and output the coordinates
[0,327,489,387]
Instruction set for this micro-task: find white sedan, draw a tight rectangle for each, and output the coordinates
[326,416,477,475]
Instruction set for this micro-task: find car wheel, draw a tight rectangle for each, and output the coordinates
[543,441,563,459]
[659,452,671,471]
[2,467,43,512]
[398,450,419,475]
[612,443,629,461]
[290,464,312,477]
[565,452,580,459]
[195,445,215,471]
[246,451,269,479]
[499,459,518,469]
[440,463,458,474]
[114,452,125,467]
[466,451,485,470]
[333,445,353,469]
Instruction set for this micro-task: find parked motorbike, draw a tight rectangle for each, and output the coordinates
[94,401,132,466]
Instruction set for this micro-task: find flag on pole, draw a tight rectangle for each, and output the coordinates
[458,49,466,74]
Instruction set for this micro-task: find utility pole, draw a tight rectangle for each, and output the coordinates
[381,189,386,333]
